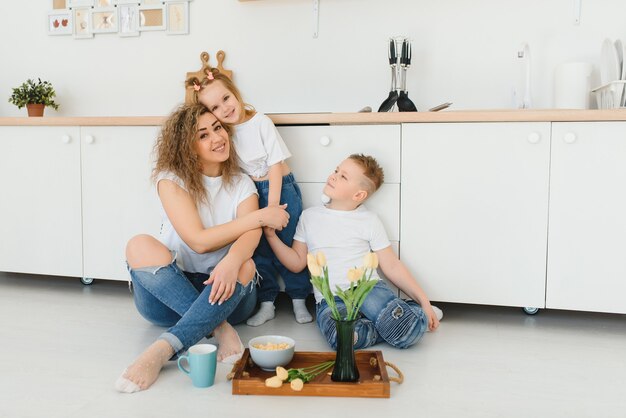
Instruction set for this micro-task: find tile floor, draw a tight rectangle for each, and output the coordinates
[0,272,625,418]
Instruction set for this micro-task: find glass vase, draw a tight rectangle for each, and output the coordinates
[331,319,360,382]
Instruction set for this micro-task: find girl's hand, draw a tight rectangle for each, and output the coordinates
[204,255,240,305]
[258,204,289,230]
[424,304,440,331]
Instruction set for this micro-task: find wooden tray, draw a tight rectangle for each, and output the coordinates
[231,350,395,398]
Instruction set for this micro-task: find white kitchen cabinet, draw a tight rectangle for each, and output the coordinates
[400,123,551,308]
[0,127,83,277]
[278,125,401,183]
[546,122,626,314]
[80,127,161,281]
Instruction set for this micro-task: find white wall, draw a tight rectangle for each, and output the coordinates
[1,0,625,117]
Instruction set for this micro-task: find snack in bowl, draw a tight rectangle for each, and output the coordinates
[248,335,295,371]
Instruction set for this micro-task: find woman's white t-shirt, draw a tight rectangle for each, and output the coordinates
[293,205,391,303]
[155,171,258,273]
[232,113,291,178]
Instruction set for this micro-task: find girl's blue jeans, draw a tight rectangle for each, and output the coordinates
[315,281,427,349]
[253,173,312,302]
[128,260,256,359]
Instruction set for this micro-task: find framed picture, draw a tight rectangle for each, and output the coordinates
[138,5,165,31]
[48,10,72,35]
[53,0,68,9]
[118,3,139,37]
[92,7,118,33]
[95,0,113,6]
[166,1,188,35]
[73,7,93,38]
[140,0,162,4]
[68,0,94,7]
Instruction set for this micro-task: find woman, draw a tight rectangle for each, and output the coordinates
[115,103,290,393]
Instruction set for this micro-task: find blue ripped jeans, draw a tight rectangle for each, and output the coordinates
[315,281,427,349]
[128,261,256,359]
[253,173,312,302]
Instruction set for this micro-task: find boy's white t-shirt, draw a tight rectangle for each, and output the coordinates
[232,112,292,178]
[293,205,391,303]
[155,171,258,273]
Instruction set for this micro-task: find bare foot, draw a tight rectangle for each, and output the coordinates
[213,321,244,364]
[115,340,174,393]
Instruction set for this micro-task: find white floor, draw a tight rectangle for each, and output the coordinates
[1,272,625,418]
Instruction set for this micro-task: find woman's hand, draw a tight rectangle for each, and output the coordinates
[203,254,240,305]
[257,204,289,230]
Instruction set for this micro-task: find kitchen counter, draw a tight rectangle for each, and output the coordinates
[2,109,626,126]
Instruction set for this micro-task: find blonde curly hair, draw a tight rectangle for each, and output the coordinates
[152,103,240,206]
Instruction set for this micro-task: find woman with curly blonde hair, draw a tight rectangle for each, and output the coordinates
[116,103,290,393]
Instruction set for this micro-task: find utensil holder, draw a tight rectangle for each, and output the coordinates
[591,81,626,109]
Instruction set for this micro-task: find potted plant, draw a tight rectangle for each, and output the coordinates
[8,78,60,117]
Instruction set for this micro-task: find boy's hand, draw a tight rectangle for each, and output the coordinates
[263,226,277,238]
[204,255,239,305]
[424,304,440,331]
[259,204,289,230]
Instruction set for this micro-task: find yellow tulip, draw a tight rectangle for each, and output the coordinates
[363,252,379,269]
[347,268,363,283]
[316,251,327,267]
[307,253,322,277]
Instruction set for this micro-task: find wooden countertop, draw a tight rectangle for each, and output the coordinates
[2,109,626,126]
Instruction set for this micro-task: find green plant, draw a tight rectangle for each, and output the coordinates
[308,251,379,321]
[8,78,59,110]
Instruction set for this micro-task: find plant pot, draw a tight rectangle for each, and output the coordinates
[331,319,360,382]
[26,104,45,117]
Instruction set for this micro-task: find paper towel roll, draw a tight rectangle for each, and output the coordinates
[554,62,593,109]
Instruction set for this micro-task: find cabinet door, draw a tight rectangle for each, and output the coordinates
[278,125,401,183]
[80,127,161,281]
[401,123,550,307]
[0,127,83,277]
[547,122,626,313]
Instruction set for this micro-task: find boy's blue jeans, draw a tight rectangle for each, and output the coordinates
[128,260,256,359]
[315,281,427,349]
[253,173,312,302]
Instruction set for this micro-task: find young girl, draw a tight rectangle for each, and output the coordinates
[186,69,313,326]
[116,104,290,393]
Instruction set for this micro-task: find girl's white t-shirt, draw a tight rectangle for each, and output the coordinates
[155,171,258,273]
[293,205,391,303]
[232,113,292,178]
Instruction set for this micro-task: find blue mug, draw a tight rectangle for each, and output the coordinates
[177,344,217,388]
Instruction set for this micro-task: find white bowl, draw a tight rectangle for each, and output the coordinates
[248,335,295,371]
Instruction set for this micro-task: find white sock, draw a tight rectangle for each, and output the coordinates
[292,298,313,324]
[114,369,142,394]
[431,305,444,321]
[246,301,275,327]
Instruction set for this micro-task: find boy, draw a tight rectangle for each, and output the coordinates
[264,154,441,349]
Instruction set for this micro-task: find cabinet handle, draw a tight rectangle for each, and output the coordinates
[527,132,540,144]
[61,135,71,144]
[84,135,95,144]
[563,133,577,144]
[319,136,331,146]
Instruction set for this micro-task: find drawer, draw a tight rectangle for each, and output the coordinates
[298,182,400,241]
[278,125,400,183]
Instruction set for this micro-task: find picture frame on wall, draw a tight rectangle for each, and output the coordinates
[166,1,189,35]
[73,7,93,38]
[138,4,166,31]
[92,7,118,33]
[53,0,68,9]
[118,3,139,37]
[47,10,72,35]
[68,0,94,7]
[95,0,113,6]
